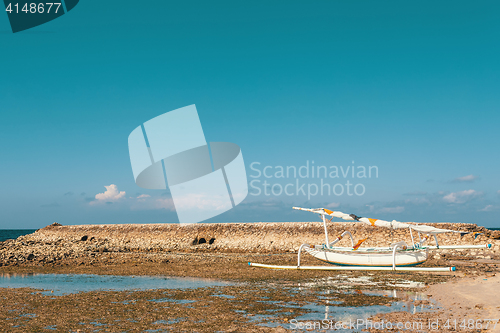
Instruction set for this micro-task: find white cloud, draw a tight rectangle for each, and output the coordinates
[91,184,126,205]
[136,194,151,202]
[379,206,405,213]
[154,198,176,211]
[129,196,176,211]
[452,174,478,183]
[172,193,230,211]
[326,202,340,208]
[479,205,496,212]
[443,189,482,204]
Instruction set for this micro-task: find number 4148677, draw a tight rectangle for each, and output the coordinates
[5,3,62,14]
[443,319,498,330]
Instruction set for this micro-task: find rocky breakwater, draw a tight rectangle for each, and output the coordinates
[0,222,499,267]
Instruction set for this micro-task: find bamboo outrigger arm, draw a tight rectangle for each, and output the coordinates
[249,262,456,272]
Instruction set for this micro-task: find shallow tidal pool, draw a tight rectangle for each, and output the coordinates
[0,273,231,296]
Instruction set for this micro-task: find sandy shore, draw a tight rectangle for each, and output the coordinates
[369,270,500,333]
[428,273,500,331]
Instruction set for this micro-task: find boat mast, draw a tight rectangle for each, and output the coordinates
[322,214,330,248]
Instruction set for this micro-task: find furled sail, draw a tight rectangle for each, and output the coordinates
[292,207,463,235]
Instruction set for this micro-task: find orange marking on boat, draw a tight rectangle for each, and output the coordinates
[353,238,368,250]
[368,218,378,226]
[324,208,333,215]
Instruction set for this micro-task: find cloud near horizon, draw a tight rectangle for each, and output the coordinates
[479,205,496,212]
[129,195,176,211]
[90,184,126,205]
[155,198,176,211]
[452,174,478,183]
[443,189,482,204]
[136,194,151,202]
[379,206,405,214]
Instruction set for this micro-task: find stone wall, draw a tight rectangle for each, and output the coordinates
[0,222,499,266]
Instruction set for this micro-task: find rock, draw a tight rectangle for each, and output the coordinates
[1,222,498,267]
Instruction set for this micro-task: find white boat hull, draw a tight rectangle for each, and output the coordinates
[305,247,427,267]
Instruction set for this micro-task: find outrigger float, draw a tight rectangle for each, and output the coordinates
[249,207,491,272]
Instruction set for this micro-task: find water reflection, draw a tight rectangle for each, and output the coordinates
[0,273,231,296]
[258,276,438,331]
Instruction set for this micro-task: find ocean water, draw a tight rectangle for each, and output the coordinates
[0,229,37,242]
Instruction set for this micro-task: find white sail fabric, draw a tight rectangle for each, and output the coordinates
[292,207,461,234]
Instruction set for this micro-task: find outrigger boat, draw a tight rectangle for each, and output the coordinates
[249,207,491,272]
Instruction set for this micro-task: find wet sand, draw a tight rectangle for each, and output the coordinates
[363,266,500,333]
[427,273,500,332]
[0,223,499,332]
[1,251,497,332]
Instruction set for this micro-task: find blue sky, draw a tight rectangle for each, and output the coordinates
[1,1,499,228]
